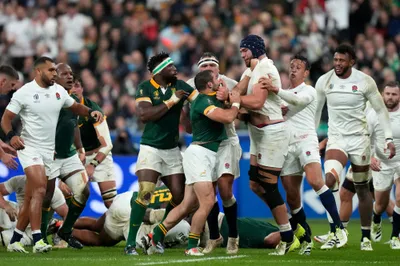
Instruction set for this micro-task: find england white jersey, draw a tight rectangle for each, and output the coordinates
[247,57,283,120]
[186,74,238,140]
[282,83,317,142]
[315,68,388,137]
[367,107,400,163]
[3,175,65,209]
[6,80,75,152]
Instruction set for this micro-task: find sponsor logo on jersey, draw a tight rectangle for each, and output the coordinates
[56,92,61,100]
[329,84,333,90]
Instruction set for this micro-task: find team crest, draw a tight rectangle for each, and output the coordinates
[153,90,160,100]
[329,84,333,89]
[258,153,262,160]
[171,88,176,94]
[56,92,61,100]
[225,163,230,169]
[352,85,358,92]
[306,151,311,156]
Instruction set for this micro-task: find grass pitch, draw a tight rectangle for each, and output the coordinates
[1,220,399,266]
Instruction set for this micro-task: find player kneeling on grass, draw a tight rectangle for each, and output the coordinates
[141,69,241,256]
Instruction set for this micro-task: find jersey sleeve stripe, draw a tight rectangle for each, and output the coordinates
[204,105,217,115]
[136,97,152,103]
[188,90,199,102]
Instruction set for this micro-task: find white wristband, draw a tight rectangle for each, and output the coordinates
[232,102,240,109]
[243,68,252,78]
[169,93,180,104]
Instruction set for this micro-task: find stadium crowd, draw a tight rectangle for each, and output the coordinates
[0,0,399,153]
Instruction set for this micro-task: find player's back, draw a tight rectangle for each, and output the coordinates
[316,68,375,136]
[284,83,317,140]
[247,57,283,120]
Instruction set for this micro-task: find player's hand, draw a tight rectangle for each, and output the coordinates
[90,110,104,123]
[281,104,289,116]
[86,164,95,179]
[319,138,328,156]
[0,152,18,170]
[370,156,381,171]
[10,136,24,150]
[0,141,17,156]
[58,180,73,197]
[4,203,18,221]
[175,90,190,100]
[250,59,259,71]
[386,141,396,159]
[229,91,241,104]
[216,79,229,101]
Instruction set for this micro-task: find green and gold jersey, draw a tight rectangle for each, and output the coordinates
[190,93,227,152]
[131,185,171,209]
[220,216,279,248]
[136,78,197,149]
[55,94,80,159]
[78,97,103,152]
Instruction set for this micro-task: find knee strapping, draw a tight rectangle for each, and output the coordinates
[65,170,89,205]
[222,196,236,207]
[258,167,281,177]
[137,181,156,206]
[259,182,284,210]
[342,178,356,193]
[248,165,258,182]
[324,160,343,185]
[101,188,117,203]
[352,172,369,184]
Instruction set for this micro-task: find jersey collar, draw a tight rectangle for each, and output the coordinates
[206,92,217,96]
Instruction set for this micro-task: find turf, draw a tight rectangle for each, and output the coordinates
[1,220,399,266]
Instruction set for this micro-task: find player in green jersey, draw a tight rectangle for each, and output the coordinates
[124,52,199,255]
[142,69,241,256]
[71,78,116,209]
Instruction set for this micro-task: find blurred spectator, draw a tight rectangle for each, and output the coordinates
[112,128,138,155]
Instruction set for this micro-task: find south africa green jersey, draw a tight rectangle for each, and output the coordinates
[136,78,197,149]
[78,97,103,152]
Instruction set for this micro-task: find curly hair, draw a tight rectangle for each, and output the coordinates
[147,52,170,72]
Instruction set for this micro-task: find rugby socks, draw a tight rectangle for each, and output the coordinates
[161,200,177,222]
[391,205,400,238]
[342,220,349,228]
[361,226,371,241]
[41,207,51,243]
[187,232,200,249]
[373,204,382,224]
[60,197,85,235]
[292,207,311,242]
[207,201,220,240]
[223,196,238,238]
[152,223,168,243]
[317,185,344,231]
[10,228,24,244]
[32,230,42,244]
[125,197,147,247]
[279,223,294,243]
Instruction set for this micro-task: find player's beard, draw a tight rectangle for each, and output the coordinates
[41,73,54,87]
[385,99,399,109]
[335,65,350,77]
[164,75,177,84]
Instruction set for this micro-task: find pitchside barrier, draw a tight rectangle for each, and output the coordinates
[0,133,395,218]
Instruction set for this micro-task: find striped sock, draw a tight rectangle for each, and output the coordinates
[187,232,200,249]
[153,223,168,243]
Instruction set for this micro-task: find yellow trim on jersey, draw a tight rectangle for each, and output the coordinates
[150,78,160,89]
[136,97,152,103]
[81,98,84,105]
[204,105,217,115]
[188,90,199,102]
[93,116,107,127]
[206,92,217,96]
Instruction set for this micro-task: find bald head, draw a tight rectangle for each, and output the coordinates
[56,63,74,90]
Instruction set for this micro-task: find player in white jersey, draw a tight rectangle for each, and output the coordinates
[1,56,103,253]
[366,82,400,249]
[234,34,297,255]
[315,44,395,251]
[186,52,241,254]
[0,65,19,170]
[263,55,347,253]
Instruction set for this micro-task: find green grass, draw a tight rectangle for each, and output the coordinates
[1,220,399,266]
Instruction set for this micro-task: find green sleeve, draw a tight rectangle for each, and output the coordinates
[178,80,195,94]
[195,96,218,116]
[135,82,151,102]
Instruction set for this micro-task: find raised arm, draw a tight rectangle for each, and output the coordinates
[206,92,241,124]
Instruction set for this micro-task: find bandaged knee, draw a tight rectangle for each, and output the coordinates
[137,181,156,206]
[259,182,284,210]
[65,170,89,205]
[101,187,117,203]
[352,171,369,185]
[222,196,236,208]
[149,209,166,224]
[324,160,343,190]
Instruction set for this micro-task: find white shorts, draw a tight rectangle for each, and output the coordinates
[215,138,242,179]
[183,144,217,185]
[248,122,289,168]
[136,220,190,249]
[86,153,115,183]
[17,146,54,178]
[104,208,129,241]
[50,154,84,179]
[51,187,66,210]
[327,134,371,166]
[136,145,183,177]
[281,135,321,176]
[372,160,400,191]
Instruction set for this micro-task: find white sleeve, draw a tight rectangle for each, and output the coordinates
[251,62,281,89]
[185,78,195,89]
[6,90,24,115]
[3,176,22,194]
[277,88,314,107]
[365,77,393,140]
[59,88,75,108]
[314,77,326,128]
